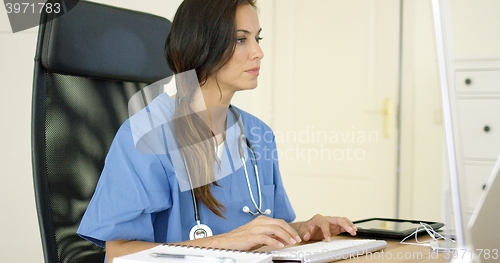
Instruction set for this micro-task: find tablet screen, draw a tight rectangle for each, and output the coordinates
[355,220,421,232]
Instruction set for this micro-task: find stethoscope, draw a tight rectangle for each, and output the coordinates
[181,106,271,240]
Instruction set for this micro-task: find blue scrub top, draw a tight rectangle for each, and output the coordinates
[77,93,295,248]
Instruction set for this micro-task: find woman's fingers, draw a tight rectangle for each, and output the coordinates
[260,224,300,245]
[300,216,320,241]
[271,217,302,243]
[254,216,301,244]
[319,218,332,242]
[302,231,311,241]
[256,233,287,248]
[311,215,332,241]
[223,216,301,250]
[328,217,357,236]
[301,215,358,241]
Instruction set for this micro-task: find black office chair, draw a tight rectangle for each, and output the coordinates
[32,1,172,262]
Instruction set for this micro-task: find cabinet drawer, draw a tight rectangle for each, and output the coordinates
[457,99,500,159]
[463,162,496,212]
[456,71,500,94]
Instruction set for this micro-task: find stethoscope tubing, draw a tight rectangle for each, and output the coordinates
[182,106,269,239]
[181,150,202,224]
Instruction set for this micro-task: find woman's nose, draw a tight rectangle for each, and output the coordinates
[252,41,264,60]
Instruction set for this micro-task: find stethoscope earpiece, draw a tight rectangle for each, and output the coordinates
[243,206,272,216]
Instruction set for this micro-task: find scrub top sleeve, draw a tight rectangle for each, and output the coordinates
[77,123,173,247]
[270,135,296,223]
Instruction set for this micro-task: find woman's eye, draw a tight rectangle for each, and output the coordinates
[237,37,246,43]
[256,37,263,43]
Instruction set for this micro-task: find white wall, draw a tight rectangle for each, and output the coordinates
[0,1,182,262]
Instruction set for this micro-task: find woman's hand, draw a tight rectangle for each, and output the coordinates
[214,215,302,250]
[293,214,358,242]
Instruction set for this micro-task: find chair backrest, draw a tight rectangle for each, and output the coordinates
[32,1,172,262]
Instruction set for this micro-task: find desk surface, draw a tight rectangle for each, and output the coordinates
[259,235,448,262]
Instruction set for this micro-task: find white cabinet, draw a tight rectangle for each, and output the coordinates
[455,71,500,95]
[457,98,500,160]
[442,0,500,225]
[454,63,500,218]
[462,162,496,210]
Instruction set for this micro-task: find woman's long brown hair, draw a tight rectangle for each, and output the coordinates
[165,0,257,217]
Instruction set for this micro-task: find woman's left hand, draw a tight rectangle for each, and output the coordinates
[295,214,358,242]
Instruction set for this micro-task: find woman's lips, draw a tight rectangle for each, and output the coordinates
[246,67,260,76]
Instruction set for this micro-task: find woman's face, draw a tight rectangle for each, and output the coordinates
[211,4,264,94]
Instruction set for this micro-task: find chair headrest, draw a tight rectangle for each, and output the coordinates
[41,0,172,83]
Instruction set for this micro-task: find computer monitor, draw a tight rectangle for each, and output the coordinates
[468,158,500,262]
[432,1,499,262]
[431,0,468,251]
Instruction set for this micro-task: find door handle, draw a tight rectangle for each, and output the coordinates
[364,98,392,138]
[383,98,391,138]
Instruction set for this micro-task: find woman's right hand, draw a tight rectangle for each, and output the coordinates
[212,215,302,250]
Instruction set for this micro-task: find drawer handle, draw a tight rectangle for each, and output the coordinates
[484,125,491,132]
[465,78,472,85]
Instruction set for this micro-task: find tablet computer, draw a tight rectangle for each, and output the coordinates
[343,218,445,240]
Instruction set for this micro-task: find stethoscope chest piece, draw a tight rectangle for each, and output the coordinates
[189,222,213,240]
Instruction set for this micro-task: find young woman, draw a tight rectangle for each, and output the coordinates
[77,0,357,262]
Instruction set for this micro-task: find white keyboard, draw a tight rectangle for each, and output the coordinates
[271,239,387,263]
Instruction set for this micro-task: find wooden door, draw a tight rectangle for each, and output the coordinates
[234,0,402,221]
